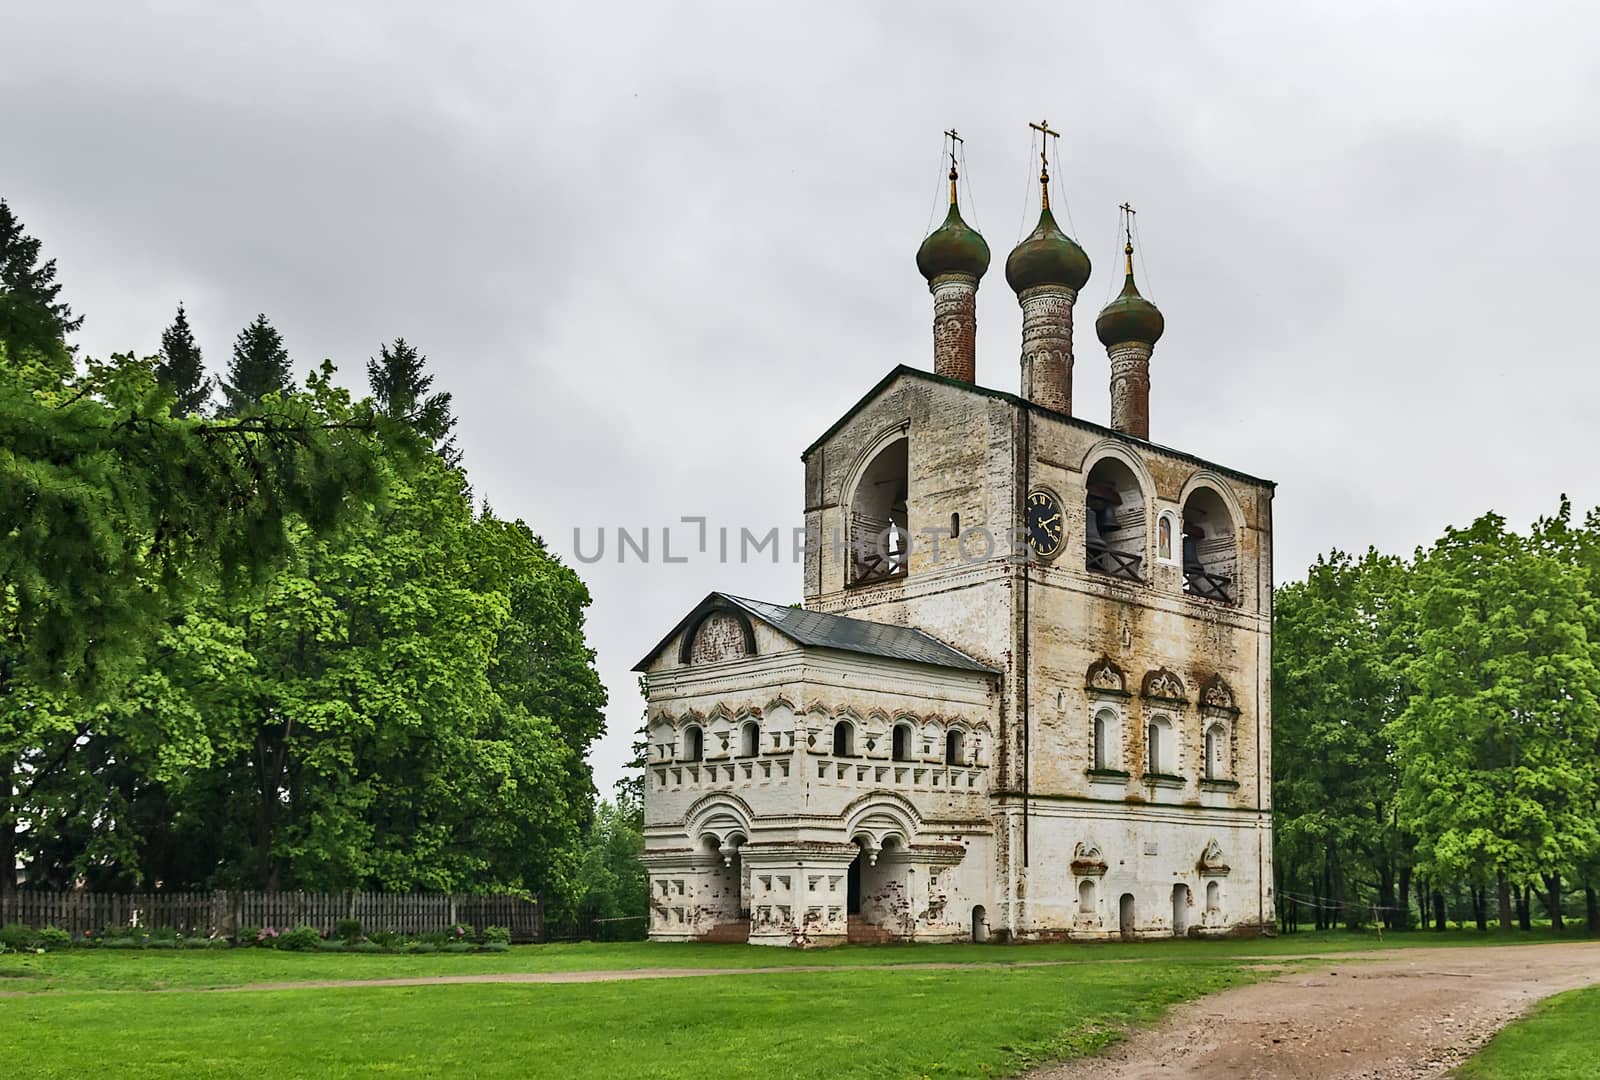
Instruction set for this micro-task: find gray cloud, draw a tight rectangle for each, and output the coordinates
[6,1,1598,796]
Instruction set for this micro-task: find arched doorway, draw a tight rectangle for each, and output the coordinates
[1119,893,1136,941]
[1172,884,1190,937]
[847,850,863,915]
[972,905,989,943]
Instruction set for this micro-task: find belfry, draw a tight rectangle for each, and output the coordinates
[636,124,1276,945]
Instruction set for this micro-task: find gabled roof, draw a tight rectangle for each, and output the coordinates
[801,364,1275,490]
[633,591,1000,675]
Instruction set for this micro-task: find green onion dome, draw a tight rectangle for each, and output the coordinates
[916,200,991,283]
[1095,244,1164,347]
[1005,207,1092,294]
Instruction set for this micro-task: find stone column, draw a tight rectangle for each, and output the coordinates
[931,274,978,383]
[1019,284,1076,415]
[1107,341,1153,439]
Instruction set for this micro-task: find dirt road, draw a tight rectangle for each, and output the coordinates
[1030,942,1600,1079]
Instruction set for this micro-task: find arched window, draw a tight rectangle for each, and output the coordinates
[741,720,760,758]
[1078,878,1097,915]
[849,436,910,585]
[892,724,913,762]
[832,720,855,757]
[1181,486,1237,603]
[1085,456,1147,582]
[683,725,704,762]
[945,729,965,766]
[1093,710,1117,771]
[1204,724,1225,780]
[1157,512,1175,562]
[1146,716,1174,775]
[1206,880,1221,914]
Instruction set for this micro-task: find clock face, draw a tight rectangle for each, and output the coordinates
[1026,489,1066,560]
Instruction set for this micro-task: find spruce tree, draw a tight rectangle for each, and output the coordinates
[155,302,212,415]
[367,337,459,463]
[0,198,82,366]
[219,313,293,415]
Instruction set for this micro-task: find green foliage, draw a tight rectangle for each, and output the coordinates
[481,926,511,946]
[1275,499,1600,932]
[155,302,211,416]
[0,924,39,951]
[0,198,81,361]
[275,925,322,952]
[333,919,361,943]
[368,337,457,464]
[572,798,649,940]
[36,926,71,950]
[218,313,292,416]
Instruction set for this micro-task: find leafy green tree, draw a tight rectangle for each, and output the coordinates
[154,303,212,415]
[219,314,293,415]
[1389,508,1600,932]
[0,198,81,365]
[368,338,458,463]
[1273,549,1411,930]
[572,798,649,940]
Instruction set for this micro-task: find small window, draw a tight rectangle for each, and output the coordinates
[950,512,960,539]
[1204,725,1225,780]
[683,726,704,762]
[892,724,913,762]
[741,720,760,758]
[1146,716,1174,775]
[1093,710,1117,771]
[832,721,855,757]
[945,729,965,766]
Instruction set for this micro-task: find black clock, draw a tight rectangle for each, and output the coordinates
[1026,489,1066,560]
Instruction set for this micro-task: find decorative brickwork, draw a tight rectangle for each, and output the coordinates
[930,275,978,383]
[1019,284,1076,414]
[1108,341,1153,439]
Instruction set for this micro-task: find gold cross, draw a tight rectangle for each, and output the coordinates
[1120,202,1137,265]
[1029,118,1060,208]
[943,128,963,203]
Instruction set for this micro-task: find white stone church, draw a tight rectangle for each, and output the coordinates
[635,141,1275,946]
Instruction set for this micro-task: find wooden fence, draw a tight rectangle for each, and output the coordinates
[0,891,544,943]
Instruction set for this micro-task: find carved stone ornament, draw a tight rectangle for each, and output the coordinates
[1198,839,1231,876]
[1071,841,1108,876]
[1086,657,1127,695]
[1142,668,1187,703]
[1200,674,1239,714]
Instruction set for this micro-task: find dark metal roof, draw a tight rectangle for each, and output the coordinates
[633,591,1000,675]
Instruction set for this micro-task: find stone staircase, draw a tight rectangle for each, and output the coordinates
[700,919,751,944]
[847,915,897,945]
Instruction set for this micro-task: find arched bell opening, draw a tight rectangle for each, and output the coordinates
[1181,485,1237,603]
[1085,456,1147,582]
[849,437,910,585]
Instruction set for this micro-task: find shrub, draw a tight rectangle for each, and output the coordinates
[334,919,362,943]
[37,926,72,951]
[180,936,214,949]
[255,927,282,947]
[146,938,177,950]
[236,926,262,947]
[276,925,323,952]
[0,924,39,952]
[440,942,474,954]
[482,926,512,946]
[445,922,476,944]
[367,929,404,949]
[350,941,385,954]
[410,942,438,954]
[101,935,142,950]
[482,941,511,953]
[314,938,347,952]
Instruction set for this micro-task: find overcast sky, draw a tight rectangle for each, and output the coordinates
[6,2,1598,797]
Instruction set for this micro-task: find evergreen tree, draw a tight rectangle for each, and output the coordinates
[367,337,459,463]
[219,314,293,415]
[0,198,81,369]
[154,303,212,415]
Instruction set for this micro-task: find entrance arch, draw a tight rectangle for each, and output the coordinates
[971,905,989,943]
[1172,884,1190,937]
[1119,893,1136,941]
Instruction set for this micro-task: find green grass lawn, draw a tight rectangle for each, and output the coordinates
[0,960,1256,1079]
[1455,985,1600,1080]
[0,926,1581,995]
